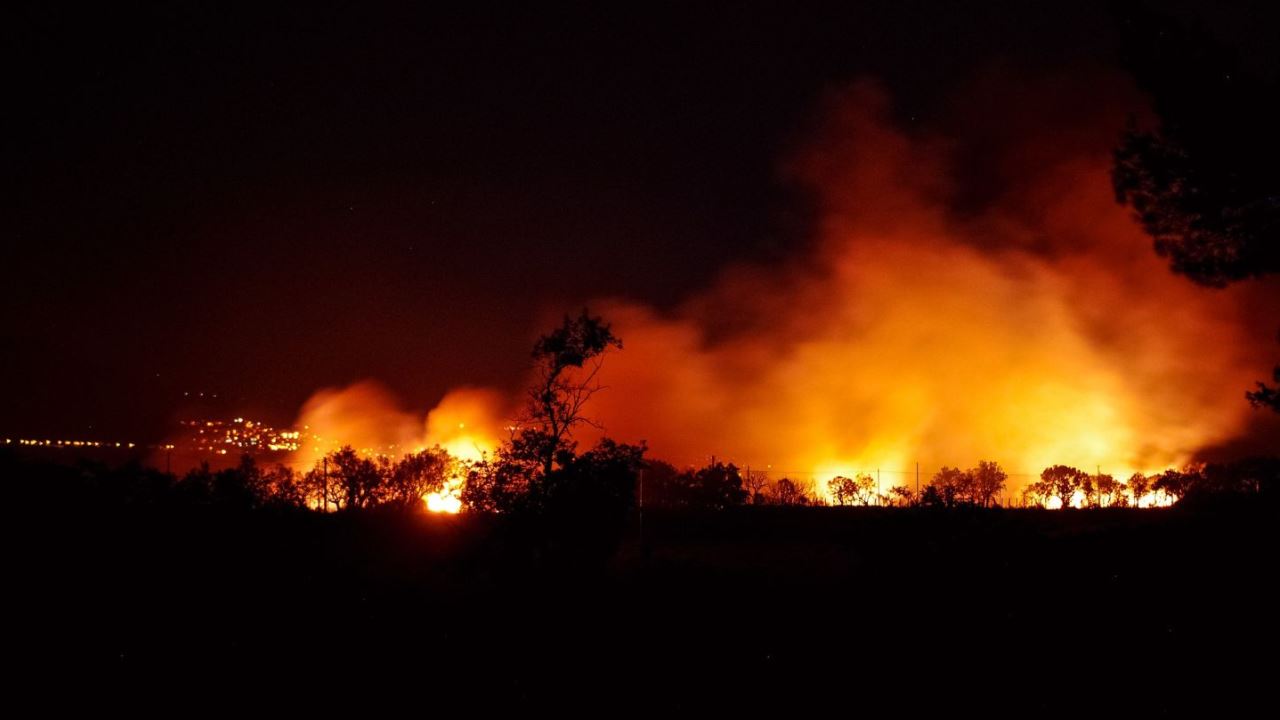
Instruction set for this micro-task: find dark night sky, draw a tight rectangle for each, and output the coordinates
[4,1,1277,440]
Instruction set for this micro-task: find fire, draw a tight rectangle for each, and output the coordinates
[424,484,463,514]
[418,391,504,513]
[568,77,1276,499]
[287,75,1277,505]
[422,390,502,464]
[290,384,505,513]
[1043,490,1174,510]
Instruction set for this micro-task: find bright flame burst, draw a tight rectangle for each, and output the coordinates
[424,484,463,514]
[420,399,496,514]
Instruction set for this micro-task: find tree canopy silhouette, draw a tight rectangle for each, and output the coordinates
[1112,3,1279,285]
[462,309,645,541]
[925,461,1007,507]
[517,309,623,476]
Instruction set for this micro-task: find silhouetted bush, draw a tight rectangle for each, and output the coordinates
[636,460,748,510]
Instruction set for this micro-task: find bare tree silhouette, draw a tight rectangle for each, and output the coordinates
[515,309,622,476]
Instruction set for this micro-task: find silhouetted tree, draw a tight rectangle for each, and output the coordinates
[388,447,451,508]
[1112,2,1279,285]
[210,455,266,509]
[537,438,644,522]
[1247,366,1280,412]
[1040,465,1088,509]
[888,485,916,507]
[684,462,749,509]
[261,463,305,508]
[1080,473,1098,509]
[1093,473,1119,508]
[851,474,876,506]
[638,458,682,508]
[742,469,771,505]
[922,484,947,508]
[1196,456,1279,503]
[463,432,644,520]
[970,460,1008,507]
[461,310,645,530]
[767,477,810,506]
[1022,481,1050,508]
[930,467,968,507]
[460,444,539,514]
[175,462,215,504]
[1127,473,1150,506]
[300,464,327,510]
[1151,467,1203,504]
[322,446,384,510]
[514,309,622,476]
[926,463,1006,507]
[827,476,858,506]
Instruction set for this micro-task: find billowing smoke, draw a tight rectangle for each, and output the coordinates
[291,381,508,469]
[293,74,1276,494]
[575,77,1273,488]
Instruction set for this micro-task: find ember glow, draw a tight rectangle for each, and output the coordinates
[286,78,1276,504]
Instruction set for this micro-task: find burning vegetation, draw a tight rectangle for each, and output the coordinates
[280,76,1276,509]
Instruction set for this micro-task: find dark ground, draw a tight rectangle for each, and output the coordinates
[11,491,1277,715]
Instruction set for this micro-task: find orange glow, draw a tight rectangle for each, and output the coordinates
[290,383,504,490]
[424,484,463,513]
[566,80,1275,500]
[422,389,502,463]
[283,78,1276,505]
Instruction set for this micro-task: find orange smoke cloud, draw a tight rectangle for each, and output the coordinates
[291,381,507,469]
[573,78,1274,492]
[423,387,509,463]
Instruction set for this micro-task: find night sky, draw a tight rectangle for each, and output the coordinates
[5,1,1277,440]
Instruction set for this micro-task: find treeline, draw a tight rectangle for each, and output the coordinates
[1,440,646,521]
[1,447,457,513]
[1022,459,1280,508]
[638,459,1008,509]
[639,457,1280,510]
[6,446,1278,516]
[167,446,459,512]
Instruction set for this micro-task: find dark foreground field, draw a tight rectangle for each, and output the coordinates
[12,491,1278,714]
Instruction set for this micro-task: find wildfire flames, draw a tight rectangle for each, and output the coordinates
[292,384,505,512]
[290,75,1277,505]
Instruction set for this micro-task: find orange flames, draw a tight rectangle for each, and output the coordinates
[291,383,505,512]
[575,78,1274,498]
[290,75,1277,504]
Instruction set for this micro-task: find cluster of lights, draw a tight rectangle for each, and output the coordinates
[179,417,305,454]
[3,438,159,450]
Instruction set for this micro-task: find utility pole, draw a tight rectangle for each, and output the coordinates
[915,462,919,505]
[322,456,328,512]
[637,466,645,562]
